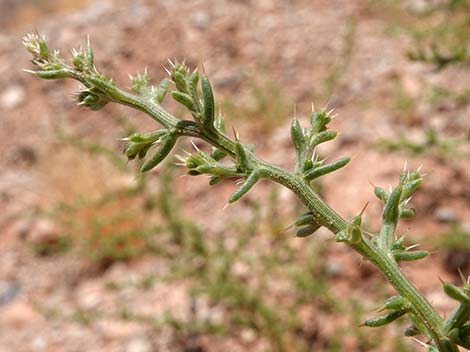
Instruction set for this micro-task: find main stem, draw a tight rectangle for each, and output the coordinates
[43,72,452,350]
[196,127,448,348]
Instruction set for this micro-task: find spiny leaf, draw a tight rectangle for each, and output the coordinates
[374,186,389,203]
[399,206,416,219]
[443,282,470,305]
[291,119,306,154]
[228,170,261,203]
[201,74,215,129]
[402,178,423,199]
[211,148,227,161]
[393,250,429,262]
[171,91,196,111]
[128,130,166,143]
[296,223,321,237]
[214,115,226,133]
[349,224,362,244]
[380,296,409,311]
[32,69,70,80]
[293,212,317,227]
[382,184,402,225]
[140,130,178,172]
[304,157,350,181]
[310,109,331,133]
[209,175,223,186]
[364,309,408,327]
[188,69,200,112]
[85,44,94,68]
[234,142,251,172]
[310,130,337,148]
[195,163,238,177]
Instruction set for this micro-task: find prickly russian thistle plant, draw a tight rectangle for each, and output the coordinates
[23,33,469,351]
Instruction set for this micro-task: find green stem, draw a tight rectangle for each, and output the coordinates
[267,167,446,340]
[198,129,448,348]
[110,89,448,346]
[378,223,396,251]
[31,65,455,350]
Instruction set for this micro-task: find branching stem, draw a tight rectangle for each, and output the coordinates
[23,33,466,351]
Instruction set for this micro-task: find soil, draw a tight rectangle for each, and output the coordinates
[0,0,468,351]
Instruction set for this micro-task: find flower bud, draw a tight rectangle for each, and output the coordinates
[23,33,49,60]
[408,171,421,180]
[399,207,415,219]
[391,237,405,251]
[374,187,389,203]
[124,132,162,160]
[71,49,86,71]
[171,65,189,93]
[77,89,109,110]
[310,109,331,134]
[131,72,150,95]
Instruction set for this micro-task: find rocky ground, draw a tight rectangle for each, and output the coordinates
[0,0,469,351]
